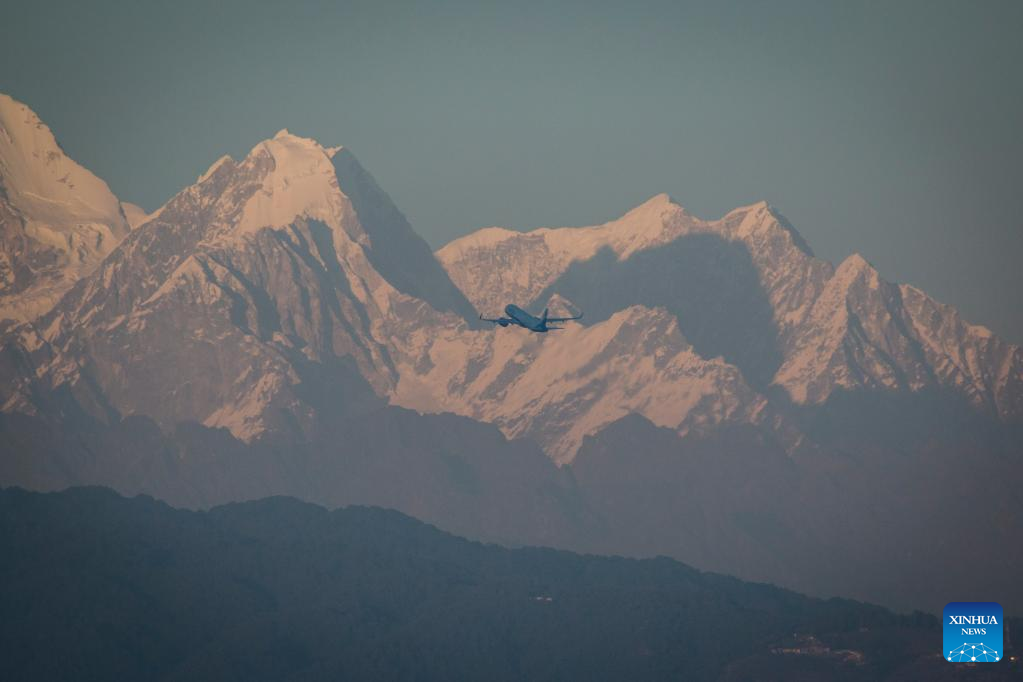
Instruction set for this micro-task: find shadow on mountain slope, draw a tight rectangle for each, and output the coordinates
[531,235,782,387]
[332,149,481,326]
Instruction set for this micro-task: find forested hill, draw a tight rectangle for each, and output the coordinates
[0,487,1015,681]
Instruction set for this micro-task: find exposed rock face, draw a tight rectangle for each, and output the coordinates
[899,282,1023,419]
[0,94,131,323]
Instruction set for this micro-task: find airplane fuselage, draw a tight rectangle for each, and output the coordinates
[505,304,549,332]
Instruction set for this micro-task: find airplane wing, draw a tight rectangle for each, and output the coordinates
[544,312,583,323]
[479,313,513,325]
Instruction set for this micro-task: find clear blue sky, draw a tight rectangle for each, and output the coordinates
[2,0,1021,341]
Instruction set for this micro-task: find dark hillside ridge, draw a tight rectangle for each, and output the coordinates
[2,487,1018,682]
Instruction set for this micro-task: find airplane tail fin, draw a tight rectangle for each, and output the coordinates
[541,307,549,325]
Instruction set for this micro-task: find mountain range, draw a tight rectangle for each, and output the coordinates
[7,486,997,682]
[0,92,1020,615]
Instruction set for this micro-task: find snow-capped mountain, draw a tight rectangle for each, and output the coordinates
[1,96,1021,613]
[2,94,1018,462]
[4,120,1019,463]
[3,128,480,440]
[0,118,775,462]
[0,94,132,324]
[391,303,768,462]
[438,195,1023,421]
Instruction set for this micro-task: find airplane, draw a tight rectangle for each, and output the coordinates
[479,304,583,333]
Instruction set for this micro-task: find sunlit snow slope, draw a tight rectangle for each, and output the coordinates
[0,94,131,323]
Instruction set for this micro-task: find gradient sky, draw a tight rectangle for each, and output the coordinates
[2,0,1021,341]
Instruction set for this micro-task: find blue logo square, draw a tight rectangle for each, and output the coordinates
[944,602,1003,663]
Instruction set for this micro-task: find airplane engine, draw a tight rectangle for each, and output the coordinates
[498,320,509,327]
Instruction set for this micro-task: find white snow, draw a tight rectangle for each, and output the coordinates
[231,132,359,242]
[0,93,131,322]
[391,305,765,462]
[0,94,128,230]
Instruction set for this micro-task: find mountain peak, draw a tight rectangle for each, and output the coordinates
[725,199,770,216]
[835,252,876,279]
[620,193,685,222]
[842,252,869,267]
[253,130,331,164]
[718,200,816,257]
[727,200,774,235]
[592,193,691,259]
[196,154,234,183]
[0,92,45,139]
[635,192,677,208]
[227,131,349,240]
[0,93,126,226]
[438,226,520,259]
[0,92,130,322]
[241,130,341,182]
